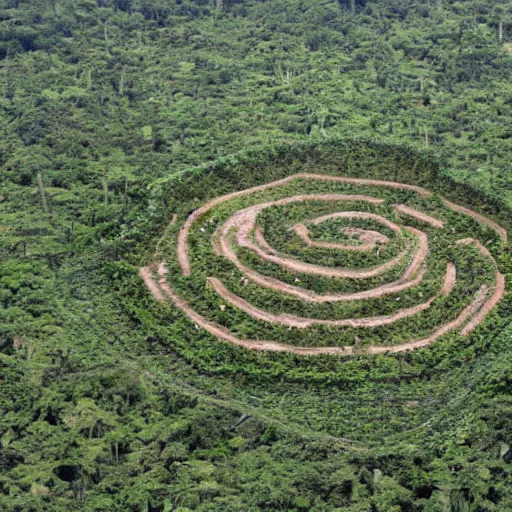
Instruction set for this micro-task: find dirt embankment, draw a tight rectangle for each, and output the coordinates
[177,173,434,275]
[147,263,486,356]
[207,262,455,329]
[392,204,445,228]
[141,174,508,357]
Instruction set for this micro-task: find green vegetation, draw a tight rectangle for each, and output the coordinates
[1,0,512,511]
[157,151,501,349]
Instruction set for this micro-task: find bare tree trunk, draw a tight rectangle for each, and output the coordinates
[229,413,251,431]
[101,175,109,205]
[119,69,125,96]
[7,66,15,100]
[36,172,49,214]
[498,21,503,45]
[424,126,429,148]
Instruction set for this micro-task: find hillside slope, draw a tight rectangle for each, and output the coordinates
[1,1,512,511]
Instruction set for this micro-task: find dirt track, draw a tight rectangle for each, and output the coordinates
[291,224,389,251]
[455,238,505,336]
[149,263,488,355]
[392,204,445,228]
[142,174,508,356]
[178,173,506,276]
[177,173,434,275]
[139,266,165,302]
[207,262,455,329]
[443,199,508,243]
[216,199,426,280]
[217,212,429,303]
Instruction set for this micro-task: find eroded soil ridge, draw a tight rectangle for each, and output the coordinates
[143,173,507,356]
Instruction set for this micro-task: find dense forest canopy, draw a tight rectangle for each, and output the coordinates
[0,0,511,511]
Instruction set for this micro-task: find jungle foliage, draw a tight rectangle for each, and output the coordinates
[1,0,512,511]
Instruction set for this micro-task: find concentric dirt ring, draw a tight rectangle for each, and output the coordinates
[142,173,507,356]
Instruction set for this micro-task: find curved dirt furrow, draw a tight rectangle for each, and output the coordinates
[216,224,427,303]
[193,193,385,275]
[368,286,489,354]
[442,263,457,296]
[290,224,388,252]
[455,238,505,337]
[139,266,166,302]
[142,171,509,356]
[392,204,445,229]
[341,227,389,245]
[442,199,507,243]
[461,272,505,336]
[153,263,487,356]
[177,173,432,275]
[207,262,455,329]
[237,231,409,279]
[307,211,401,232]
[456,238,499,268]
[254,225,282,255]
[399,227,429,281]
[219,202,413,279]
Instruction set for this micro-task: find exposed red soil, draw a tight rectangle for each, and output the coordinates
[152,263,488,355]
[290,224,389,252]
[391,204,445,229]
[139,266,165,302]
[442,199,507,243]
[140,174,508,356]
[207,262,455,329]
[177,173,432,275]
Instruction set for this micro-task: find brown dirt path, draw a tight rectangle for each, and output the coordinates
[455,238,506,336]
[442,199,507,243]
[207,262,455,329]
[145,173,508,356]
[307,211,401,232]
[461,273,505,336]
[392,204,445,228]
[237,228,408,279]
[218,201,418,280]
[152,263,487,356]
[177,173,433,275]
[215,225,427,303]
[139,266,165,302]
[287,224,389,252]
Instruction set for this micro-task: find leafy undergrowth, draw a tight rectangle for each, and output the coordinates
[1,0,512,508]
